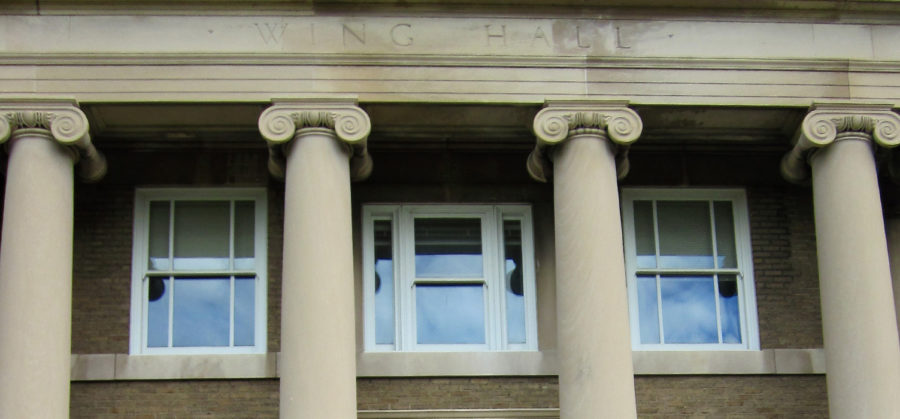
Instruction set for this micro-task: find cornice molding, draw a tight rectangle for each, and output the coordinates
[781,104,900,184]
[528,102,642,183]
[0,101,106,182]
[258,100,372,181]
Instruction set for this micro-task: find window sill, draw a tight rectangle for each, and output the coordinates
[69,348,825,381]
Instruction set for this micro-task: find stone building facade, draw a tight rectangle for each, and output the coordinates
[3,1,900,418]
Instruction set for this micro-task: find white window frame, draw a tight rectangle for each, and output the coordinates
[621,188,760,351]
[129,188,268,355]
[362,204,538,352]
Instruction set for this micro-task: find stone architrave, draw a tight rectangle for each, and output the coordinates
[781,104,900,419]
[0,101,106,419]
[259,100,371,419]
[529,102,642,419]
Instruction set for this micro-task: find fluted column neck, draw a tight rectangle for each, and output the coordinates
[781,103,900,184]
[527,101,642,183]
[0,101,106,182]
[258,99,373,181]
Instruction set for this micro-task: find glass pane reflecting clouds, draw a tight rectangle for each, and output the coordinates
[503,220,526,345]
[657,201,713,269]
[714,201,737,269]
[718,275,742,343]
[414,218,483,277]
[173,277,230,347]
[174,202,230,270]
[633,201,657,269]
[233,201,256,270]
[374,220,395,345]
[636,275,660,344]
[147,277,169,347]
[660,276,717,344]
[416,284,485,344]
[148,202,171,270]
[234,276,255,346]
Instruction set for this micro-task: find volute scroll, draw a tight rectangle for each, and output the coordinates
[528,102,643,183]
[0,102,106,182]
[259,100,373,181]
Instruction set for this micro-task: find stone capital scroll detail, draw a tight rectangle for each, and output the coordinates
[258,101,372,181]
[0,102,107,182]
[781,104,900,184]
[527,103,643,183]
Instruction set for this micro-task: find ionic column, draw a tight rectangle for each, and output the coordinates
[781,104,900,418]
[259,100,371,419]
[0,102,106,418]
[528,102,642,419]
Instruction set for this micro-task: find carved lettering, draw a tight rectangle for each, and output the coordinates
[343,23,366,46]
[616,26,631,49]
[255,22,288,45]
[532,26,550,47]
[576,25,590,49]
[391,23,413,47]
[485,24,506,47]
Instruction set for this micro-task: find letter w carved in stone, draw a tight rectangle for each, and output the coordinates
[255,23,288,45]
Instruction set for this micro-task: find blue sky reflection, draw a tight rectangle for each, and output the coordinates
[416,284,485,344]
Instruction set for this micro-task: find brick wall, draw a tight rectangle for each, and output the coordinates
[71,376,827,417]
[635,376,827,418]
[749,187,823,348]
[70,380,279,418]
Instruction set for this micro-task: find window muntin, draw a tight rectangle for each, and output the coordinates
[131,188,267,355]
[622,189,759,350]
[363,204,538,352]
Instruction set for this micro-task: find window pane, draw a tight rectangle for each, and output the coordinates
[636,275,660,344]
[718,275,742,344]
[714,201,737,269]
[148,201,170,270]
[234,276,255,346]
[172,277,230,347]
[503,220,526,345]
[660,276,718,344]
[233,201,256,271]
[414,218,483,277]
[374,220,395,345]
[173,202,230,270]
[657,201,714,269]
[147,277,169,347]
[633,201,657,269]
[416,284,485,344]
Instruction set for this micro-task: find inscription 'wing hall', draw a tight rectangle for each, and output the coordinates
[3,0,900,418]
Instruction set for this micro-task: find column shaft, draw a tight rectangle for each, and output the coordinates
[552,133,637,419]
[280,128,357,418]
[0,132,75,418]
[810,136,900,418]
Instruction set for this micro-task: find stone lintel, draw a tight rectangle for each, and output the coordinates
[781,103,900,184]
[0,100,107,182]
[527,101,642,183]
[258,99,372,181]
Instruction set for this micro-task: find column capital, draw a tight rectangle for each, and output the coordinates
[259,99,372,181]
[0,101,106,182]
[528,101,642,183]
[781,103,900,184]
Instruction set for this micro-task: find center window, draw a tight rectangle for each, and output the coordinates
[363,204,537,351]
